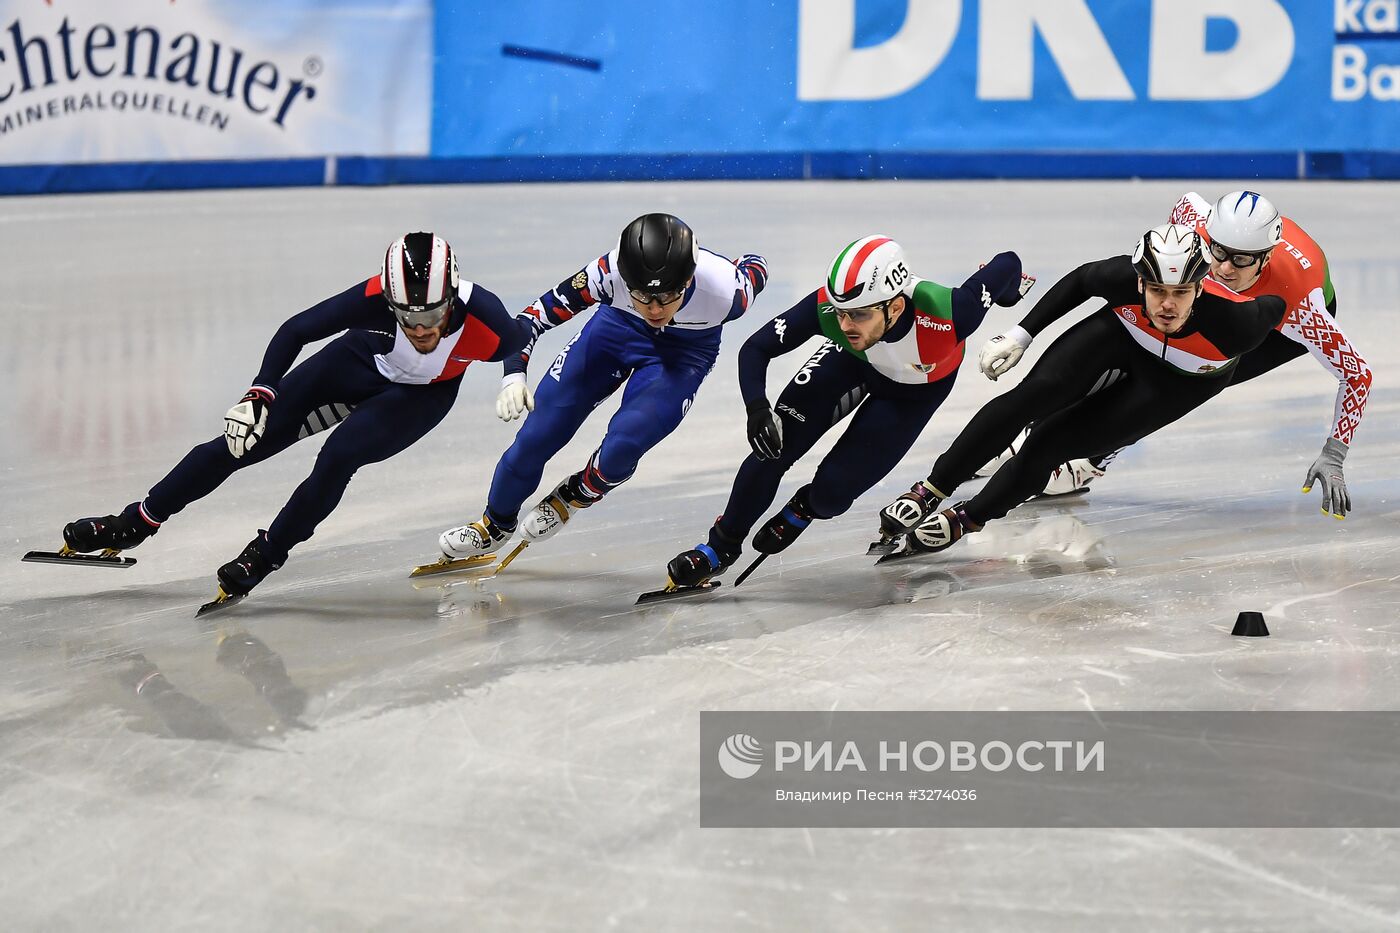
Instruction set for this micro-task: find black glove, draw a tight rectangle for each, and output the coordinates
[746,400,783,460]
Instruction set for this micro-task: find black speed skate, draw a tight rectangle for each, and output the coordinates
[637,524,741,605]
[733,487,820,588]
[198,532,283,617]
[24,501,159,568]
[877,502,982,565]
[752,486,818,555]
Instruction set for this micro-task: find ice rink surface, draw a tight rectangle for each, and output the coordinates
[2,180,1398,930]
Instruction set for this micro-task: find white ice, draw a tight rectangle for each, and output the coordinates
[2,180,1398,930]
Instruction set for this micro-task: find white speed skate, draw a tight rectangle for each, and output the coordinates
[411,513,512,579]
[1037,458,1107,498]
[439,513,512,560]
[518,479,591,544]
[485,478,595,578]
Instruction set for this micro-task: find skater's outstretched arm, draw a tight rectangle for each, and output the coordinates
[1015,255,1140,339]
[252,279,389,395]
[941,250,1033,338]
[737,291,823,408]
[506,253,617,378]
[979,255,1140,381]
[460,285,533,362]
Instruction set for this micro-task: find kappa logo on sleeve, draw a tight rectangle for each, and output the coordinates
[774,318,788,343]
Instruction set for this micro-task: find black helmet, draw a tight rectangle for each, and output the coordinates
[382,231,459,327]
[616,213,696,294]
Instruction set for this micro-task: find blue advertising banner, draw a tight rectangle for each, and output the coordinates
[431,0,1400,172]
[4,1,1398,191]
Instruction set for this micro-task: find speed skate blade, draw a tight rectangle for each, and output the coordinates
[732,554,768,588]
[409,554,496,578]
[635,580,722,606]
[196,589,245,618]
[1028,486,1090,503]
[22,549,136,568]
[866,536,900,556]
[875,544,928,566]
[490,541,529,576]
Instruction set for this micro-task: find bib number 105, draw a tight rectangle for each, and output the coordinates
[884,262,909,291]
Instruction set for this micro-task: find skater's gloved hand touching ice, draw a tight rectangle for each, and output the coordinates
[978,325,1033,381]
[1303,437,1351,519]
[496,373,534,422]
[224,387,273,458]
[746,400,783,460]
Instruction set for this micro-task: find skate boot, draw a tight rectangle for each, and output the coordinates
[908,503,982,554]
[752,486,820,555]
[1037,455,1111,498]
[878,479,946,539]
[198,532,283,616]
[667,523,743,588]
[62,501,160,554]
[439,511,513,560]
[518,475,595,545]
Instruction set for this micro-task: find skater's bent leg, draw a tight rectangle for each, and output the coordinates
[144,341,362,522]
[486,395,599,525]
[714,350,864,539]
[265,381,457,561]
[928,312,1128,495]
[964,373,1225,524]
[807,389,949,519]
[486,324,626,524]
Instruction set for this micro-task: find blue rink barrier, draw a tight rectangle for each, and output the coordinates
[4,150,1400,195]
[0,159,326,195]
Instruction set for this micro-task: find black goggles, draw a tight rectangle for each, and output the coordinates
[629,286,686,307]
[389,298,451,329]
[1208,242,1269,268]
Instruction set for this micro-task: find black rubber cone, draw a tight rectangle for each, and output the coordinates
[1232,611,1270,637]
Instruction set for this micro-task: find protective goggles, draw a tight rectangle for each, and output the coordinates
[629,287,686,307]
[389,298,451,329]
[829,299,892,324]
[1208,242,1269,268]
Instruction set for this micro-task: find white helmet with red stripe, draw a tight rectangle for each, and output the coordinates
[825,235,912,310]
[382,232,459,328]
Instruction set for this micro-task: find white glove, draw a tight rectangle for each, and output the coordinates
[224,387,272,458]
[496,374,535,422]
[978,325,1033,381]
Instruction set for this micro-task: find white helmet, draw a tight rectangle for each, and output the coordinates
[1132,224,1210,286]
[1204,190,1283,254]
[825,235,911,309]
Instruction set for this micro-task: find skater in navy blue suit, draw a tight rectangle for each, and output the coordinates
[51,233,529,607]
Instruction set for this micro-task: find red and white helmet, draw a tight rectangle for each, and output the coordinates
[382,232,459,327]
[825,235,912,310]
